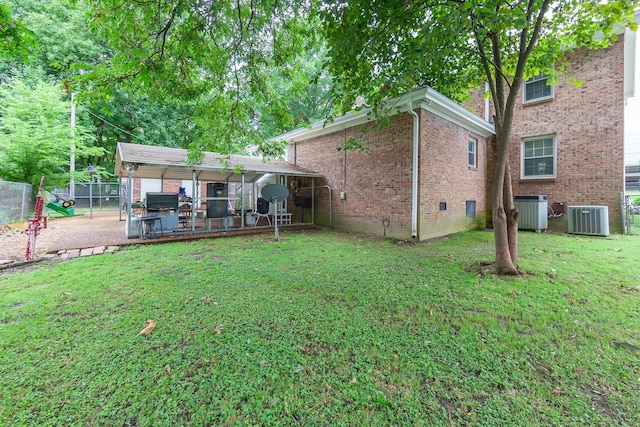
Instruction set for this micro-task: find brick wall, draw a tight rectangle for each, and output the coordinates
[289,109,488,240]
[290,115,414,238]
[418,110,487,239]
[473,38,625,233]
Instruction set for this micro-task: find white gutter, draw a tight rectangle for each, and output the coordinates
[623,10,639,102]
[484,82,490,122]
[408,101,419,238]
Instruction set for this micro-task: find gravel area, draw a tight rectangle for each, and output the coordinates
[0,210,133,263]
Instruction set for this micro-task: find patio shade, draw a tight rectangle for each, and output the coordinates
[115,142,322,183]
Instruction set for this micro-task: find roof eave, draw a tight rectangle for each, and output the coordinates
[275,86,495,143]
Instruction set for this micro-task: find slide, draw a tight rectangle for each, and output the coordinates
[46,202,74,216]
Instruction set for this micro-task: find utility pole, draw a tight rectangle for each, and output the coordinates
[70,92,76,200]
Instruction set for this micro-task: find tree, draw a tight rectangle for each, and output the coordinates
[2,0,206,175]
[3,0,106,80]
[79,0,323,159]
[0,78,104,190]
[0,2,37,61]
[321,0,637,274]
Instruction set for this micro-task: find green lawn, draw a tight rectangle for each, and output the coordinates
[1,229,639,426]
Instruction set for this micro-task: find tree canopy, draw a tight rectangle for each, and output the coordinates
[78,0,326,158]
[0,78,104,190]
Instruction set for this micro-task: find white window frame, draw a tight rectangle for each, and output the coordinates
[521,135,556,179]
[468,138,477,168]
[523,73,553,103]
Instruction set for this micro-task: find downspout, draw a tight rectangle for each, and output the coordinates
[484,82,490,122]
[408,100,419,238]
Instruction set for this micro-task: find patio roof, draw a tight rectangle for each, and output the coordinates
[115,142,322,183]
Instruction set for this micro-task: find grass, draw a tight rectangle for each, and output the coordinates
[1,228,639,426]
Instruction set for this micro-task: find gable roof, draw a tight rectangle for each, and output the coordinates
[115,142,322,183]
[275,86,496,143]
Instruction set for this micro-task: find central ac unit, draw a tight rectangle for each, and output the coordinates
[514,195,548,232]
[567,206,609,237]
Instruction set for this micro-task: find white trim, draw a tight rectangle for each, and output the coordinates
[520,135,557,179]
[275,87,495,143]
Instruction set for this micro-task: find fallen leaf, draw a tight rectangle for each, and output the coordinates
[137,319,156,336]
[266,397,280,408]
[349,377,357,384]
[380,387,393,402]
[165,365,171,374]
[613,341,640,351]
[201,296,215,302]
[214,324,224,334]
[210,357,220,364]
[614,248,622,252]
[260,360,270,366]
[326,383,332,391]
[552,387,562,396]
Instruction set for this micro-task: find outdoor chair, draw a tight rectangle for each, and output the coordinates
[252,197,271,226]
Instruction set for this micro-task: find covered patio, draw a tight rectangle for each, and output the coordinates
[115,142,323,239]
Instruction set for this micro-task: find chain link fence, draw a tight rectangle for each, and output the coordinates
[0,180,34,225]
[51,180,123,211]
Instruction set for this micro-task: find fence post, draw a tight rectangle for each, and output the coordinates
[21,183,28,219]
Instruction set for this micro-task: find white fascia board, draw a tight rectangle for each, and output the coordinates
[415,87,495,138]
[275,109,378,142]
[276,86,495,143]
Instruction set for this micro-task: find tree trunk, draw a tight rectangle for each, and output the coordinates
[491,127,520,275]
[504,161,519,269]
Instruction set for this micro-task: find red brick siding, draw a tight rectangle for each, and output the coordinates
[418,110,487,239]
[475,39,625,233]
[289,110,487,240]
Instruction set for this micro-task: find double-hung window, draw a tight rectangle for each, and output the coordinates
[522,136,556,178]
[524,73,553,102]
[468,138,477,168]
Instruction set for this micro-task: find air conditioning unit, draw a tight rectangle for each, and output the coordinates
[567,206,609,237]
[514,195,548,232]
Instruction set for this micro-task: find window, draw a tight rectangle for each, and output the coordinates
[524,73,553,102]
[468,138,477,168]
[522,136,556,178]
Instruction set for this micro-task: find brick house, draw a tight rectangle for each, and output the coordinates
[280,88,494,240]
[277,24,637,239]
[467,33,636,234]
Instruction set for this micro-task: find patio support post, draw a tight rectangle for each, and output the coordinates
[311,178,315,224]
[191,170,197,232]
[126,166,133,236]
[241,174,245,227]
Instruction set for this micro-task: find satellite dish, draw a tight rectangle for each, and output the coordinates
[261,184,289,202]
[261,184,290,241]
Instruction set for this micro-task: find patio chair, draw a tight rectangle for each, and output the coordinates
[253,197,271,226]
